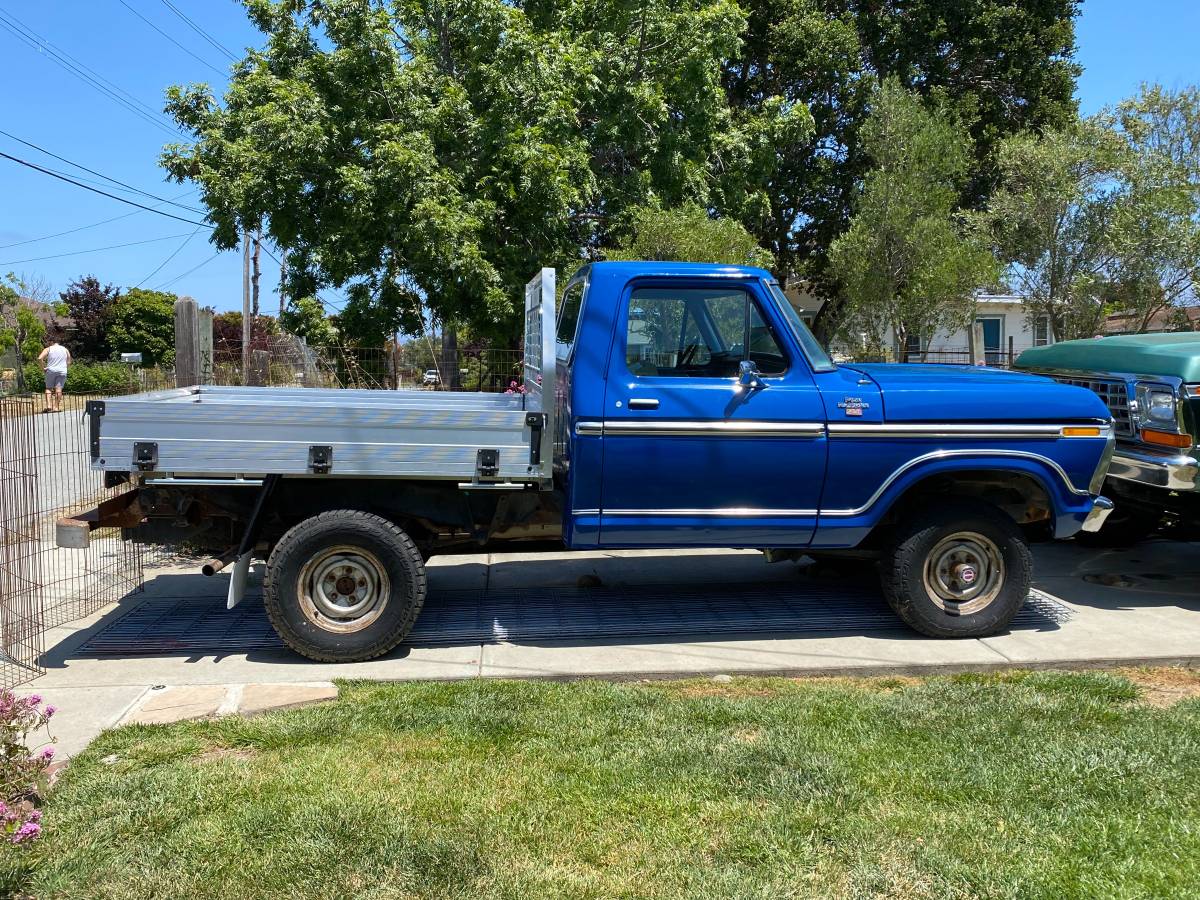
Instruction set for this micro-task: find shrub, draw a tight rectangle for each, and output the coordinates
[22,361,138,395]
[0,692,55,894]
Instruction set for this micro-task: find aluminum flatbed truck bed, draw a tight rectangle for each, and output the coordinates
[87,271,557,487]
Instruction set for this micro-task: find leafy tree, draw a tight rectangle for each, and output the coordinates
[59,276,119,360]
[280,296,337,348]
[828,80,998,357]
[723,0,1082,340]
[987,118,1129,341]
[0,275,48,392]
[105,289,177,366]
[607,203,774,267]
[163,0,748,342]
[1107,85,1200,332]
[212,311,278,354]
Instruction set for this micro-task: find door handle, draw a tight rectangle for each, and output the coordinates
[628,398,659,410]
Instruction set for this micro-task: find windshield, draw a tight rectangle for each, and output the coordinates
[766,281,835,372]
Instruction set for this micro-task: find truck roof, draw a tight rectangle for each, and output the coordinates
[580,260,776,282]
[1016,332,1200,382]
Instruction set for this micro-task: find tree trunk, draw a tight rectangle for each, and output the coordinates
[440,326,459,390]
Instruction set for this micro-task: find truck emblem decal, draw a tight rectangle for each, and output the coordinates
[838,396,869,417]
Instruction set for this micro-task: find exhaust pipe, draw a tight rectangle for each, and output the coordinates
[201,547,240,577]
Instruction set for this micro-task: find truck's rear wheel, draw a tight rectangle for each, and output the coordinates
[264,510,426,662]
[880,500,1031,638]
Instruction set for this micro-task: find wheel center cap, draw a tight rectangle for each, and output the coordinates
[335,575,357,595]
[956,564,977,585]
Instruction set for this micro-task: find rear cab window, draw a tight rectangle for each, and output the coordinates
[556,276,587,362]
[623,285,788,379]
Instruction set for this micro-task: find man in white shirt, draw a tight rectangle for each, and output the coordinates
[37,337,71,413]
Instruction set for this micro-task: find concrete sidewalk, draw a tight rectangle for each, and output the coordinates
[23,540,1200,756]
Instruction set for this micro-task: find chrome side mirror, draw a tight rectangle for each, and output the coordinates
[738,359,763,390]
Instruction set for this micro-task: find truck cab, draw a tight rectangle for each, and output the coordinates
[76,262,1116,662]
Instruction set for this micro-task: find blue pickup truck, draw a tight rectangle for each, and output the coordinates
[78,262,1115,661]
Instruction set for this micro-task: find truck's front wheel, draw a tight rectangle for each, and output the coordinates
[264,510,426,662]
[880,500,1031,638]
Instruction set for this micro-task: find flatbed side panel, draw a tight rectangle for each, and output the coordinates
[95,394,538,480]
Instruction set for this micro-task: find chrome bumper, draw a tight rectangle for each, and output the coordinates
[1080,496,1114,533]
[1109,446,1199,491]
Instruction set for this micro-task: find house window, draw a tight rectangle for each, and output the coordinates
[1033,316,1051,347]
[904,331,924,362]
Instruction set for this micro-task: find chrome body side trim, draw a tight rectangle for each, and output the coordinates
[827,423,1112,440]
[601,507,819,517]
[820,448,1093,516]
[569,449,1094,521]
[576,420,825,438]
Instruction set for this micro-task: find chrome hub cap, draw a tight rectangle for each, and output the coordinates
[298,546,390,633]
[922,532,1004,615]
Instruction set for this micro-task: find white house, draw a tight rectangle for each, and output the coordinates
[782,287,1053,364]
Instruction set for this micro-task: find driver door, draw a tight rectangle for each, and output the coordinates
[599,279,828,547]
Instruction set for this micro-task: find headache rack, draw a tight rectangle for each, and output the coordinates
[88,269,558,485]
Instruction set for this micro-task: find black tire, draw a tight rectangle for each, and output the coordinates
[264,510,426,662]
[1073,507,1161,548]
[879,500,1031,638]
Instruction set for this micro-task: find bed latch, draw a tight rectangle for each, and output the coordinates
[308,445,333,474]
[476,448,499,478]
[133,442,158,471]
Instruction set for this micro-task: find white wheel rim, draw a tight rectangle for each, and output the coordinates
[298,545,390,634]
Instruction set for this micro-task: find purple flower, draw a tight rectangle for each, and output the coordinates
[25,695,41,707]
[39,746,54,761]
[11,821,41,843]
[43,705,56,718]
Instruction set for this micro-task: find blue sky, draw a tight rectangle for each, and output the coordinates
[1,0,1197,313]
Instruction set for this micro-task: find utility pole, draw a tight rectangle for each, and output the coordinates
[241,231,251,381]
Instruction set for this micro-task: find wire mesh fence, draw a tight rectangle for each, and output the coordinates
[0,398,45,689]
[0,391,148,687]
[206,338,526,392]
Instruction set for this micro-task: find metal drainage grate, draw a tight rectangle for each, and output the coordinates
[73,584,1072,657]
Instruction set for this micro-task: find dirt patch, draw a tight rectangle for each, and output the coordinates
[1118,667,1200,708]
[195,746,258,764]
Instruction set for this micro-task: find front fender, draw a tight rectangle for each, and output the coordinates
[811,447,1101,548]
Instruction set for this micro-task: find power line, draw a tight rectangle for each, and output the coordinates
[0,151,210,226]
[0,129,205,214]
[116,0,227,78]
[0,7,183,139]
[135,226,204,287]
[0,231,195,266]
[157,0,237,62]
[0,188,199,250]
[154,249,221,290]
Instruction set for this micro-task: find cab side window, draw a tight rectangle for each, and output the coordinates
[625,286,787,378]
[556,280,586,361]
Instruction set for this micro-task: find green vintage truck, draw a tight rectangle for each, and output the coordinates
[1015,332,1200,545]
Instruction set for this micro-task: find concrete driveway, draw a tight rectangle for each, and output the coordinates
[23,538,1200,755]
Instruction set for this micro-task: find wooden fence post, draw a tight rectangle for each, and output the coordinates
[175,297,213,388]
[174,296,199,387]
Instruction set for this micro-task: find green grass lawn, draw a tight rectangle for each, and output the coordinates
[22,670,1200,899]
